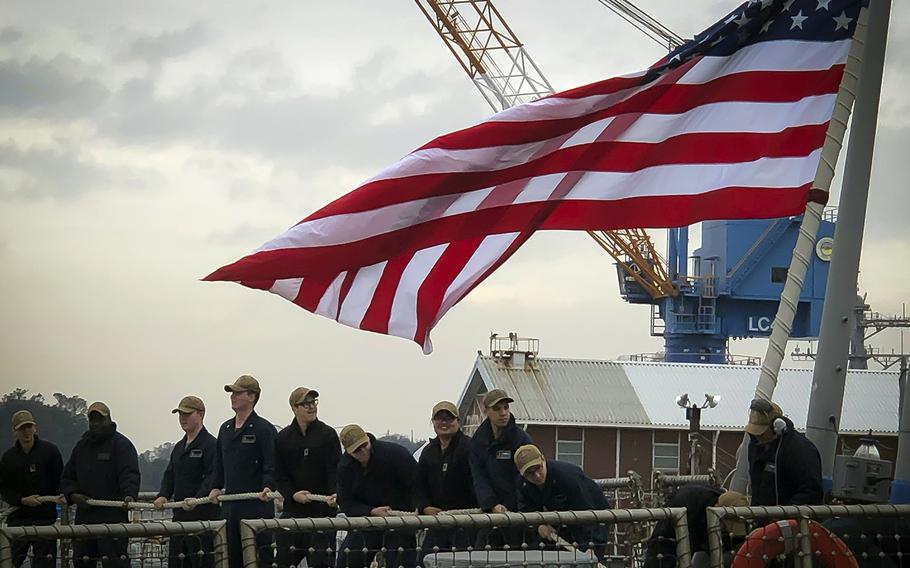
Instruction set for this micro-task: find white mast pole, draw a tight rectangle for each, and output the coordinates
[729,4,872,493]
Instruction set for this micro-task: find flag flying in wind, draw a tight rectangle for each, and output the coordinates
[206,0,862,353]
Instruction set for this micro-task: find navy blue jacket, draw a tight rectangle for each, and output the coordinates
[643,484,723,568]
[469,416,532,511]
[275,418,341,519]
[337,434,416,517]
[748,416,823,506]
[414,430,476,513]
[519,460,610,547]
[0,436,63,525]
[60,422,140,524]
[157,427,219,521]
[203,411,278,495]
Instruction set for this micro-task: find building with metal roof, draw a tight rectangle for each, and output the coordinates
[456,349,901,485]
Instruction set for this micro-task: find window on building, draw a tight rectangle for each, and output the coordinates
[653,442,680,473]
[555,431,584,467]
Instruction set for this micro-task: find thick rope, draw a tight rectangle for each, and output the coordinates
[388,507,483,517]
[1,492,287,512]
[1,496,59,520]
[4,493,479,515]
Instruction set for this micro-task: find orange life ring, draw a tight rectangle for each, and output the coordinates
[732,519,858,568]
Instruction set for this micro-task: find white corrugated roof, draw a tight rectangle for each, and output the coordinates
[466,356,900,433]
[472,357,650,425]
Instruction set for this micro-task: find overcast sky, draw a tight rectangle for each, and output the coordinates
[1,1,908,451]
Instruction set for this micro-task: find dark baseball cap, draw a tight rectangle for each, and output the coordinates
[289,387,319,407]
[11,410,35,431]
[514,444,545,476]
[172,396,205,414]
[224,375,261,394]
[482,389,513,408]
[87,401,111,417]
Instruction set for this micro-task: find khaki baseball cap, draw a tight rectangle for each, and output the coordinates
[514,444,545,476]
[745,399,783,435]
[224,375,261,394]
[340,424,370,454]
[289,387,319,407]
[11,410,35,431]
[716,490,748,508]
[431,401,459,419]
[87,401,111,417]
[172,396,206,414]
[482,389,513,408]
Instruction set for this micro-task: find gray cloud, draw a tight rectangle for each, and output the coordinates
[0,54,108,119]
[126,23,207,64]
[863,124,910,241]
[100,74,207,145]
[0,27,23,45]
[207,224,280,248]
[99,46,482,172]
[0,141,147,201]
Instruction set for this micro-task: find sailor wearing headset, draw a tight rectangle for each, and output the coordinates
[745,399,823,506]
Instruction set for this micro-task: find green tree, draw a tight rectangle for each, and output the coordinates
[0,389,87,459]
[139,442,175,491]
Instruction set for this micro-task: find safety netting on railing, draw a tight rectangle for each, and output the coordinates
[705,504,910,568]
[238,508,693,568]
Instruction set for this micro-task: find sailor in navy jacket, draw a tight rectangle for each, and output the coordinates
[336,425,417,568]
[516,445,610,560]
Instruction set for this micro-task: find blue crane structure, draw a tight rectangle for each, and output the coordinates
[617,215,837,364]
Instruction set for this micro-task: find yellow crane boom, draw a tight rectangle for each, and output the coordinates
[415,0,676,299]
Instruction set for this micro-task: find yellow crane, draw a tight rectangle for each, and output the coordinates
[414,0,678,299]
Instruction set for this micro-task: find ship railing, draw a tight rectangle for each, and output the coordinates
[705,503,910,568]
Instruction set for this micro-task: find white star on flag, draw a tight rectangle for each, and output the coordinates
[783,0,797,11]
[791,10,808,29]
[734,14,751,28]
[833,11,853,30]
[761,18,774,33]
[816,0,832,10]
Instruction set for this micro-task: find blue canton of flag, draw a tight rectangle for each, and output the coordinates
[652,0,863,77]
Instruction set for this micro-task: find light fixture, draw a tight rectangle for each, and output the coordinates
[705,393,721,408]
[815,237,834,262]
[676,393,690,408]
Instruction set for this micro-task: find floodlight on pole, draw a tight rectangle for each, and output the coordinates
[676,392,721,475]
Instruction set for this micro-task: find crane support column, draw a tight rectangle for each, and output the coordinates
[806,0,892,492]
[677,227,689,280]
[668,228,679,280]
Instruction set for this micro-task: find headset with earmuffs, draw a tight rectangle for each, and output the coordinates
[750,398,787,504]
[750,398,787,435]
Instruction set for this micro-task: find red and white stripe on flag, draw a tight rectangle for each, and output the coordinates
[205,1,859,353]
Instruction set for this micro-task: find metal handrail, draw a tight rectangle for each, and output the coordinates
[240,508,692,568]
[0,520,228,568]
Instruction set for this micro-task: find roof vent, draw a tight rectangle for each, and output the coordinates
[490,332,539,369]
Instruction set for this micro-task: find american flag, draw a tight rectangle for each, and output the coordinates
[206,0,862,353]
